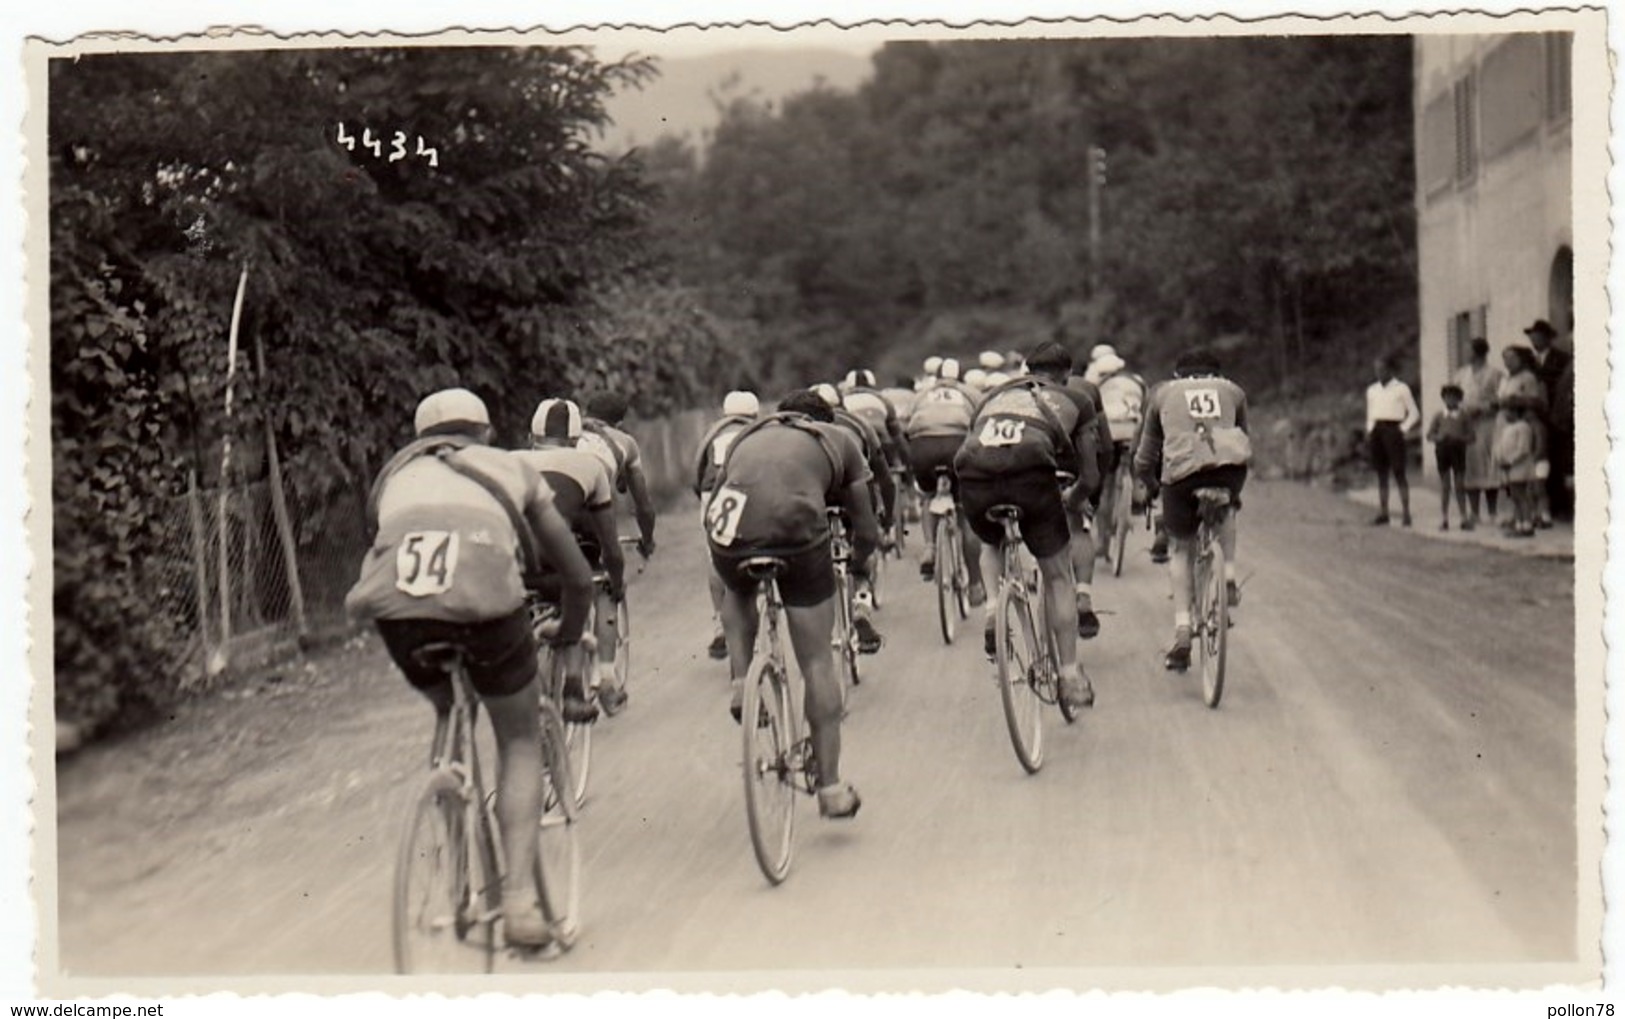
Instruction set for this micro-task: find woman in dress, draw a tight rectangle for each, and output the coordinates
[1452,337,1504,529]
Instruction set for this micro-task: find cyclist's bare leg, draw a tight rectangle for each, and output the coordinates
[708,573,726,637]
[1168,533,1195,632]
[720,583,760,684]
[1219,510,1238,582]
[920,490,940,562]
[1095,473,1117,558]
[980,540,1005,626]
[784,598,843,786]
[1068,509,1097,615]
[1036,548,1079,672]
[961,522,985,590]
[594,588,618,690]
[481,682,546,918]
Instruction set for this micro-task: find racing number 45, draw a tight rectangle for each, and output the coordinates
[396,530,460,597]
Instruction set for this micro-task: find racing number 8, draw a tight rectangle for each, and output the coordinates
[1184,388,1222,420]
[707,485,748,547]
[396,530,459,597]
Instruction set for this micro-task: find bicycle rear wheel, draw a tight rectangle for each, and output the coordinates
[953,520,971,621]
[994,578,1045,774]
[935,520,958,645]
[536,700,582,950]
[393,769,496,974]
[741,652,797,884]
[1197,536,1228,708]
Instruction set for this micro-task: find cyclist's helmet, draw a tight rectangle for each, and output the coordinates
[723,390,761,417]
[964,367,988,390]
[415,387,490,437]
[810,382,842,407]
[531,397,583,441]
[937,357,962,381]
[978,350,1006,371]
[923,355,943,376]
[1088,343,1118,364]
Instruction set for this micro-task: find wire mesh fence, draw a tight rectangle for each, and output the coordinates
[148,473,369,690]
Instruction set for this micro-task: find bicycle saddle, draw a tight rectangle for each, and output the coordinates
[411,642,465,671]
[741,556,787,579]
[1194,488,1232,507]
[986,504,1023,524]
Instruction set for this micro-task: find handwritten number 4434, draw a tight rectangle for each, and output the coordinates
[336,124,438,167]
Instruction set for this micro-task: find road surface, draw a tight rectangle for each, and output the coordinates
[53,480,1581,985]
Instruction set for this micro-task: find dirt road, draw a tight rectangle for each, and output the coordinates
[52,480,1582,987]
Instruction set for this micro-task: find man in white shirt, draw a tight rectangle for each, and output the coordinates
[1365,355,1421,526]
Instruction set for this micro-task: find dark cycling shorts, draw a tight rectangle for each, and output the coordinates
[377,608,538,699]
[960,469,1071,559]
[1368,421,1407,479]
[1161,464,1247,540]
[907,434,966,494]
[712,539,835,609]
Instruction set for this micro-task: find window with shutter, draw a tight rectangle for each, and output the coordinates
[1453,72,1478,183]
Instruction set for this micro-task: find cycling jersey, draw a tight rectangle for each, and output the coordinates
[580,419,642,490]
[955,378,1098,482]
[842,386,907,459]
[347,445,548,623]
[906,380,977,438]
[511,446,614,529]
[693,413,755,497]
[705,417,870,556]
[1097,371,1149,444]
[878,386,917,426]
[1135,375,1251,486]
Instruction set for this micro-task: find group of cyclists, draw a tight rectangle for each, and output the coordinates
[344,335,1252,953]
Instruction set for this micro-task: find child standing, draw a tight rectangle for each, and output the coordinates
[1426,384,1474,530]
[1493,406,1538,537]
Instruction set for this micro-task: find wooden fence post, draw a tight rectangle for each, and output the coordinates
[186,470,213,682]
[263,415,309,638]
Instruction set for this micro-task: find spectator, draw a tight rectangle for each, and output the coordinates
[1451,337,1504,528]
[1364,354,1421,526]
[1493,405,1540,538]
[1524,319,1572,524]
[1426,384,1473,530]
[1494,345,1548,533]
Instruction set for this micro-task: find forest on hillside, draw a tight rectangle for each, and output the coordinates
[633,36,1417,394]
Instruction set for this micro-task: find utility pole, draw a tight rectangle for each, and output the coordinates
[1088,145,1107,297]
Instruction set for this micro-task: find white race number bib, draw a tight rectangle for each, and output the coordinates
[1183,388,1222,420]
[396,530,460,597]
[978,417,1027,447]
[705,484,749,547]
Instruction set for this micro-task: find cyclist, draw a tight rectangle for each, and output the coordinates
[579,393,658,560]
[705,388,878,820]
[1133,347,1251,671]
[514,398,629,717]
[1132,378,1172,563]
[694,390,763,660]
[1059,364,1114,638]
[905,357,984,601]
[813,382,888,653]
[963,367,990,398]
[346,387,593,949]
[955,341,1105,711]
[840,368,912,480]
[1091,350,1149,564]
[878,373,919,431]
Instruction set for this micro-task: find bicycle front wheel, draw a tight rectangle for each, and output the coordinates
[536,699,582,951]
[1112,472,1132,578]
[1198,537,1228,708]
[935,521,958,645]
[994,580,1045,774]
[741,652,797,884]
[393,769,496,974]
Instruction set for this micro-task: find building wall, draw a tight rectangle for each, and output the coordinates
[1414,33,1572,478]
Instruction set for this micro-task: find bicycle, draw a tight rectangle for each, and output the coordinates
[1187,487,1233,708]
[736,557,820,885]
[928,468,971,645]
[889,464,915,555]
[827,508,863,705]
[986,497,1086,775]
[392,643,580,973]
